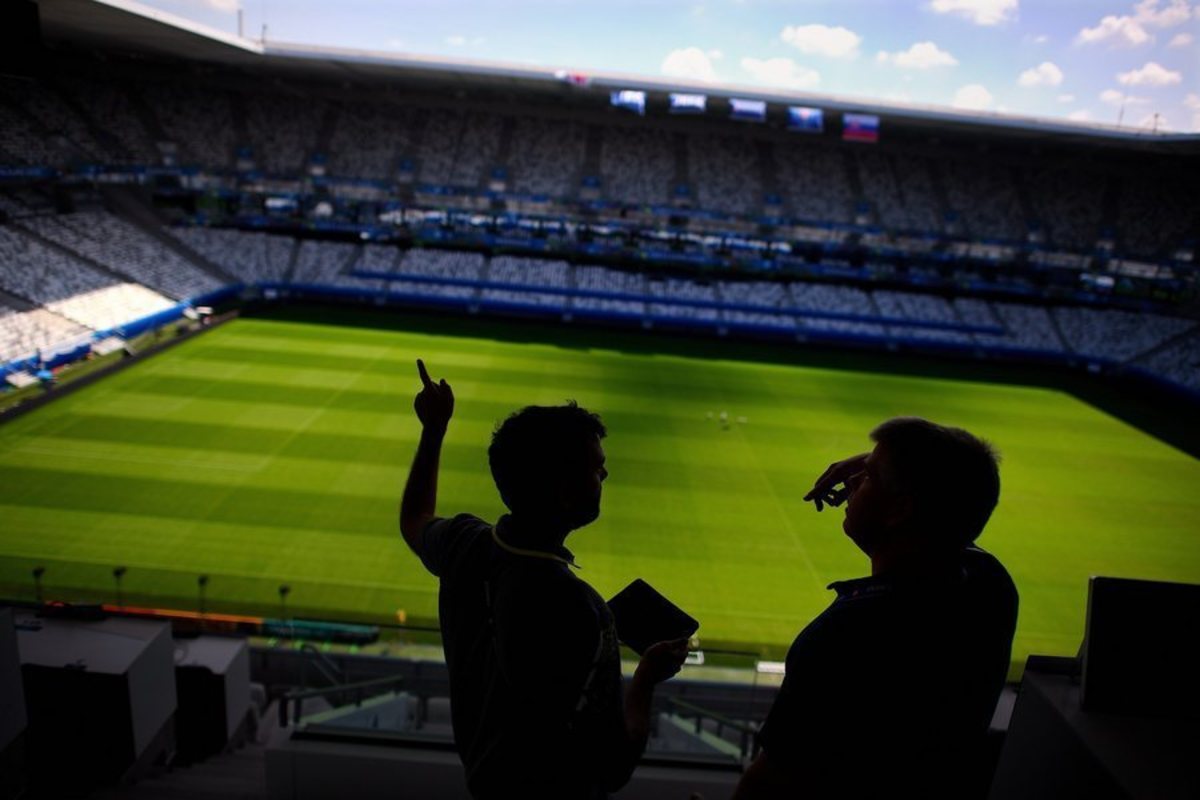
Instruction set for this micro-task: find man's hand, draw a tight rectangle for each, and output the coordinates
[625,637,690,756]
[803,453,869,511]
[634,638,690,685]
[414,359,454,433]
[400,359,453,554]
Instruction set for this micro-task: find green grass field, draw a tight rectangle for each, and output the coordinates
[2,309,1198,670]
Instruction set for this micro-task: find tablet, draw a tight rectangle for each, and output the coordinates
[607,579,699,655]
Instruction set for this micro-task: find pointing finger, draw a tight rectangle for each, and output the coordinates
[417,359,434,389]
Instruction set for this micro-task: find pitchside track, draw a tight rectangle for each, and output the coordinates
[2,310,1197,671]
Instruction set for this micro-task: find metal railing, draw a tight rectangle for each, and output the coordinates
[664,696,759,761]
[279,674,406,728]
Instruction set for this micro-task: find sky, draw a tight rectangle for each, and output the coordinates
[135,0,1199,132]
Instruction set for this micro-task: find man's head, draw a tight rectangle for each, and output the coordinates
[842,417,1000,556]
[488,402,608,530]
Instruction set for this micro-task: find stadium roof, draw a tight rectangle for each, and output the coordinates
[36,0,1200,152]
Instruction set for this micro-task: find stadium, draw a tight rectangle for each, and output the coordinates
[1,0,1198,797]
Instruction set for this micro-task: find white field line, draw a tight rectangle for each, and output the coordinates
[730,421,827,593]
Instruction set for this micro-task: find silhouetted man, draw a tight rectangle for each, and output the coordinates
[734,417,1018,799]
[400,360,688,800]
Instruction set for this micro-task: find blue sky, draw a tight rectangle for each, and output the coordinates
[138,0,1198,131]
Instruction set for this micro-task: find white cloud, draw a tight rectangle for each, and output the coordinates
[1018,61,1064,87]
[779,24,862,59]
[1118,61,1183,86]
[661,47,720,82]
[1068,109,1092,121]
[1133,0,1192,27]
[928,0,1018,26]
[1135,112,1169,130]
[877,41,959,69]
[1076,0,1192,46]
[953,83,995,109]
[1185,93,1200,131]
[1169,32,1194,47]
[740,57,821,89]
[1077,15,1151,46]
[1057,93,1076,103]
[1100,88,1150,105]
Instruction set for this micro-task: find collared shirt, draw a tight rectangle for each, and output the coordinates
[757,546,1018,797]
[419,513,631,800]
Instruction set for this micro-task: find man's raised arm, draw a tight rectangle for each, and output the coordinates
[399,359,455,554]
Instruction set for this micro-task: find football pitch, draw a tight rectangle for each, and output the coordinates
[2,308,1198,671]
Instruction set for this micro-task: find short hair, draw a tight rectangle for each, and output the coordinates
[870,417,1000,547]
[488,402,607,513]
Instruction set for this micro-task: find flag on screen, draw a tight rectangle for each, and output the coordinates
[730,98,766,122]
[553,69,591,87]
[787,106,824,133]
[610,90,646,115]
[842,113,880,143]
[670,93,707,114]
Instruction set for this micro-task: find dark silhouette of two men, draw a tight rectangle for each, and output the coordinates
[402,361,1016,799]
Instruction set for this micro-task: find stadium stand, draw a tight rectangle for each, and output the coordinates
[20,212,222,300]
[598,125,676,206]
[0,76,112,164]
[874,290,973,344]
[0,301,90,363]
[0,97,69,167]
[1136,327,1200,391]
[856,151,941,233]
[1053,306,1195,362]
[1118,173,1198,259]
[416,109,503,188]
[327,103,418,181]
[774,143,856,225]
[572,265,646,316]
[290,240,364,288]
[481,255,571,309]
[140,82,237,169]
[0,225,174,330]
[371,248,482,301]
[243,92,324,175]
[47,283,176,332]
[0,41,1195,400]
[688,134,762,217]
[487,255,571,288]
[717,279,789,309]
[55,75,161,165]
[648,277,720,321]
[940,158,1026,242]
[170,227,294,283]
[1024,165,1105,252]
[789,282,885,337]
[986,302,1064,352]
[507,116,587,199]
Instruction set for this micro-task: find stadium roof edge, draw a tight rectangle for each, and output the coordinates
[37,0,1200,150]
